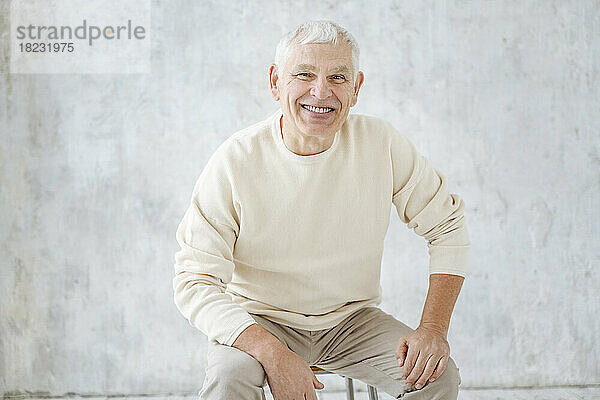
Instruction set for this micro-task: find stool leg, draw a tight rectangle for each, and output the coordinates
[367,384,379,400]
[344,377,355,400]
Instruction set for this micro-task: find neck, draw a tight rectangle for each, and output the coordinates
[280,115,335,156]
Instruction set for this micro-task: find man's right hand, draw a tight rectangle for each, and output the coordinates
[232,323,324,399]
[263,347,324,400]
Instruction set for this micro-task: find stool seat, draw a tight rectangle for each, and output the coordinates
[309,366,379,400]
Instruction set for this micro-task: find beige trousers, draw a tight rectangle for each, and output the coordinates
[198,306,461,399]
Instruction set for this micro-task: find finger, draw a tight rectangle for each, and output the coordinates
[395,337,408,365]
[429,355,449,382]
[308,376,321,400]
[312,373,324,389]
[400,345,420,380]
[414,354,442,389]
[405,351,431,386]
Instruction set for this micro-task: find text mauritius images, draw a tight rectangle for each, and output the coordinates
[15,19,146,46]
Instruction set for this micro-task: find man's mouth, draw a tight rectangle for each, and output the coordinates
[300,104,335,114]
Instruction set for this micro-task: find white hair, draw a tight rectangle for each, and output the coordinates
[274,20,360,81]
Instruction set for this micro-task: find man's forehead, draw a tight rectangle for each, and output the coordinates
[285,42,353,71]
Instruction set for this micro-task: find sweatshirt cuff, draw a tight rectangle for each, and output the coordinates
[219,316,259,347]
[428,244,469,278]
[429,269,467,278]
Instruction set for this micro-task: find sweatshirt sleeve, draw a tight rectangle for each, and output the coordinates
[389,125,471,278]
[172,142,257,346]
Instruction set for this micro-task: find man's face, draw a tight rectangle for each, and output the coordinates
[269,41,364,140]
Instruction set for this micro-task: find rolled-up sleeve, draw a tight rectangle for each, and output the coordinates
[172,146,257,346]
[390,127,470,278]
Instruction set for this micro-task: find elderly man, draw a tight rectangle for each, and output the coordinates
[173,20,469,400]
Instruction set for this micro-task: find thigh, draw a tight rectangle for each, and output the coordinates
[250,313,312,363]
[317,306,411,364]
[314,306,455,398]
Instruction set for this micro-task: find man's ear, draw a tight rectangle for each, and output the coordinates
[350,71,365,107]
[268,64,280,101]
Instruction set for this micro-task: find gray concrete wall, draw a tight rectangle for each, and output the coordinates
[1,0,598,396]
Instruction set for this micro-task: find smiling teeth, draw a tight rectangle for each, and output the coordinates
[303,105,333,114]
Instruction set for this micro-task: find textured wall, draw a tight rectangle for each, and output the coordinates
[1,0,598,396]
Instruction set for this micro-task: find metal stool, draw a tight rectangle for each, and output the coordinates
[311,366,379,400]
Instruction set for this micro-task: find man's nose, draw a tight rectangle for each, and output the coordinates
[309,78,332,99]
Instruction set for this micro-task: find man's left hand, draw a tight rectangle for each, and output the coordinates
[394,324,450,389]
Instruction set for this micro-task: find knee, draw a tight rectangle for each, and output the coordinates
[205,346,266,388]
[431,356,461,398]
[443,357,461,386]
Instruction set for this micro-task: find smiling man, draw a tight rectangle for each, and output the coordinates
[273,42,360,156]
[173,20,470,400]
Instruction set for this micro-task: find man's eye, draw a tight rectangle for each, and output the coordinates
[296,73,312,78]
[332,75,346,81]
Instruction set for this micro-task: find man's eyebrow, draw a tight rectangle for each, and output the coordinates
[330,65,351,75]
[291,64,351,75]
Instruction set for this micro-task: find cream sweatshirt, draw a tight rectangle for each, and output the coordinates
[173,108,470,346]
